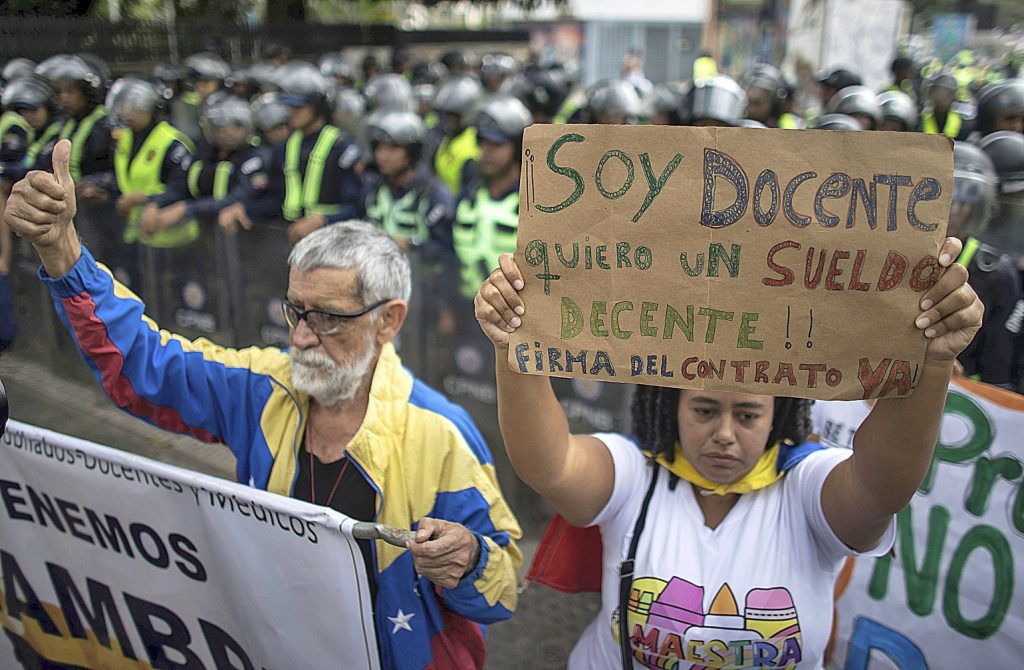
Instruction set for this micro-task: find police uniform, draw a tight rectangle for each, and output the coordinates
[0,111,32,182]
[957,237,1022,387]
[242,124,364,224]
[114,120,196,248]
[157,143,269,220]
[919,108,973,140]
[453,180,519,299]
[35,105,115,186]
[432,126,480,196]
[364,167,454,251]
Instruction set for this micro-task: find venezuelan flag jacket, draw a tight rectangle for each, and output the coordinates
[41,246,522,670]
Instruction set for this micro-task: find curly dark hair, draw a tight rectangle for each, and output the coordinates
[630,385,813,466]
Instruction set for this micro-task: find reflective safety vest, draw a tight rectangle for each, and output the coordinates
[434,126,479,196]
[0,111,32,143]
[956,236,981,267]
[693,56,718,80]
[454,186,519,299]
[282,125,342,222]
[115,121,199,248]
[58,105,107,180]
[187,159,235,200]
[25,121,62,168]
[921,109,961,138]
[366,182,430,242]
[778,112,803,129]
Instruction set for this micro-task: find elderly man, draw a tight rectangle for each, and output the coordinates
[4,139,521,670]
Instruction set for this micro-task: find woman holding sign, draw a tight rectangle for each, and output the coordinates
[474,242,981,670]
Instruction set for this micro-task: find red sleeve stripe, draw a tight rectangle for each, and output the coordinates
[63,292,220,444]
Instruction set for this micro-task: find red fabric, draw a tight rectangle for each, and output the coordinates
[424,593,485,670]
[526,514,604,593]
[63,293,219,443]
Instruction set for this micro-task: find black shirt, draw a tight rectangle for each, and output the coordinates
[292,440,378,606]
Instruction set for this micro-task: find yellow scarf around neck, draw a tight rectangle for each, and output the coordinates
[651,442,784,496]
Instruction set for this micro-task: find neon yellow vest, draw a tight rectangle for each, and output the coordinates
[778,112,801,129]
[956,237,980,268]
[693,56,718,80]
[115,121,199,248]
[0,111,32,143]
[454,186,519,299]
[434,126,479,196]
[921,109,961,138]
[366,183,429,242]
[282,125,342,222]
[187,159,235,200]
[59,105,107,180]
[25,121,62,168]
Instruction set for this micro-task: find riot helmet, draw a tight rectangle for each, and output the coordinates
[810,113,862,131]
[275,62,332,117]
[509,67,569,123]
[977,131,1024,256]
[950,141,997,239]
[688,75,746,127]
[367,109,426,170]
[975,79,1024,135]
[740,63,788,123]
[185,52,230,84]
[979,131,1024,194]
[36,54,107,112]
[251,93,290,145]
[364,73,413,112]
[587,78,643,124]
[877,91,918,131]
[440,51,470,77]
[434,75,482,135]
[1,75,56,119]
[318,52,353,85]
[104,77,162,130]
[202,94,253,145]
[332,87,366,136]
[480,53,518,92]
[827,85,882,129]
[474,94,532,148]
[2,58,36,84]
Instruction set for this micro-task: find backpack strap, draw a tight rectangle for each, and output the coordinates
[618,464,659,670]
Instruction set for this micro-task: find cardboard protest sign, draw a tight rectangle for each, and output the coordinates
[510,125,952,400]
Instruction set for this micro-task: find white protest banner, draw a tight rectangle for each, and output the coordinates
[0,420,380,670]
[827,379,1024,668]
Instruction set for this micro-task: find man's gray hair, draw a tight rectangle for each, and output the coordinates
[288,221,411,303]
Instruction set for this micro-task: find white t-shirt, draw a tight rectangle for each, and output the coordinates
[810,401,873,450]
[568,433,894,670]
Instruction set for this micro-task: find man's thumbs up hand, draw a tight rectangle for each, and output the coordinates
[3,139,77,248]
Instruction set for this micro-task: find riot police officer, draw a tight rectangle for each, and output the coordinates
[453,95,531,300]
[974,79,1024,137]
[949,141,1021,388]
[0,75,61,182]
[740,63,798,128]
[430,75,482,196]
[222,62,364,245]
[364,109,454,252]
[480,53,518,94]
[920,72,973,139]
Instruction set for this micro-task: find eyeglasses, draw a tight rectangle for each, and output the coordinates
[281,298,392,337]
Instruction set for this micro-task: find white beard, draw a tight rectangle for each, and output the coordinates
[290,334,378,408]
